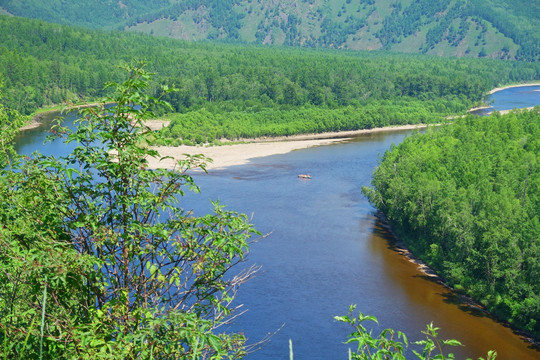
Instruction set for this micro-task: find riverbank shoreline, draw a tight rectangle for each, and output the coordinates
[375,211,540,349]
[21,101,110,131]
[24,82,538,170]
[22,105,429,170]
[488,82,540,95]
[147,103,535,170]
[467,105,491,113]
[147,124,429,170]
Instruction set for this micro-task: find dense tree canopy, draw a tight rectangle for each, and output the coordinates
[160,98,459,145]
[363,109,540,338]
[0,15,538,142]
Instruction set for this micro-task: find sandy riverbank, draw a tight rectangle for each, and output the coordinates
[21,113,171,132]
[20,121,43,130]
[467,83,540,114]
[488,82,540,95]
[467,105,491,113]
[468,106,537,116]
[147,124,428,171]
[494,106,536,115]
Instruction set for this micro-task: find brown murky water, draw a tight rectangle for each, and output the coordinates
[367,216,539,360]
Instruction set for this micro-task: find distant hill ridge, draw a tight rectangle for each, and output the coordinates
[0,0,538,61]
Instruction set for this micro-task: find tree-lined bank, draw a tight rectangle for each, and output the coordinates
[363,108,540,339]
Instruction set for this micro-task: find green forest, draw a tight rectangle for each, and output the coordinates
[0,15,538,142]
[363,109,540,338]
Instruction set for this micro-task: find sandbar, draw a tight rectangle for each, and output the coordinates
[20,121,43,130]
[145,120,170,130]
[147,124,428,171]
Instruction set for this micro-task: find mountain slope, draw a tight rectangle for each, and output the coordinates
[2,14,539,118]
[0,0,174,29]
[0,0,538,60]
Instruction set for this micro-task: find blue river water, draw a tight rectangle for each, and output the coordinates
[488,85,540,110]
[13,86,540,359]
[472,84,540,115]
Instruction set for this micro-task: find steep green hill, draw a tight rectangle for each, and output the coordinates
[1,0,538,61]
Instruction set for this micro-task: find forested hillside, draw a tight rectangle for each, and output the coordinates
[1,0,538,61]
[0,0,173,29]
[0,15,538,142]
[363,109,540,338]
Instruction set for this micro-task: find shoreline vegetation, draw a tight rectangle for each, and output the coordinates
[144,82,537,171]
[364,109,540,347]
[20,101,107,130]
[377,211,540,349]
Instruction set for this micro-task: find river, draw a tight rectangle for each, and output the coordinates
[471,84,540,115]
[14,86,540,359]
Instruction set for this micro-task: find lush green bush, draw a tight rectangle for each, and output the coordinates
[0,65,259,359]
[332,305,497,360]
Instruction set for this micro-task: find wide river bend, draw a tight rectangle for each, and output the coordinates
[15,86,540,359]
